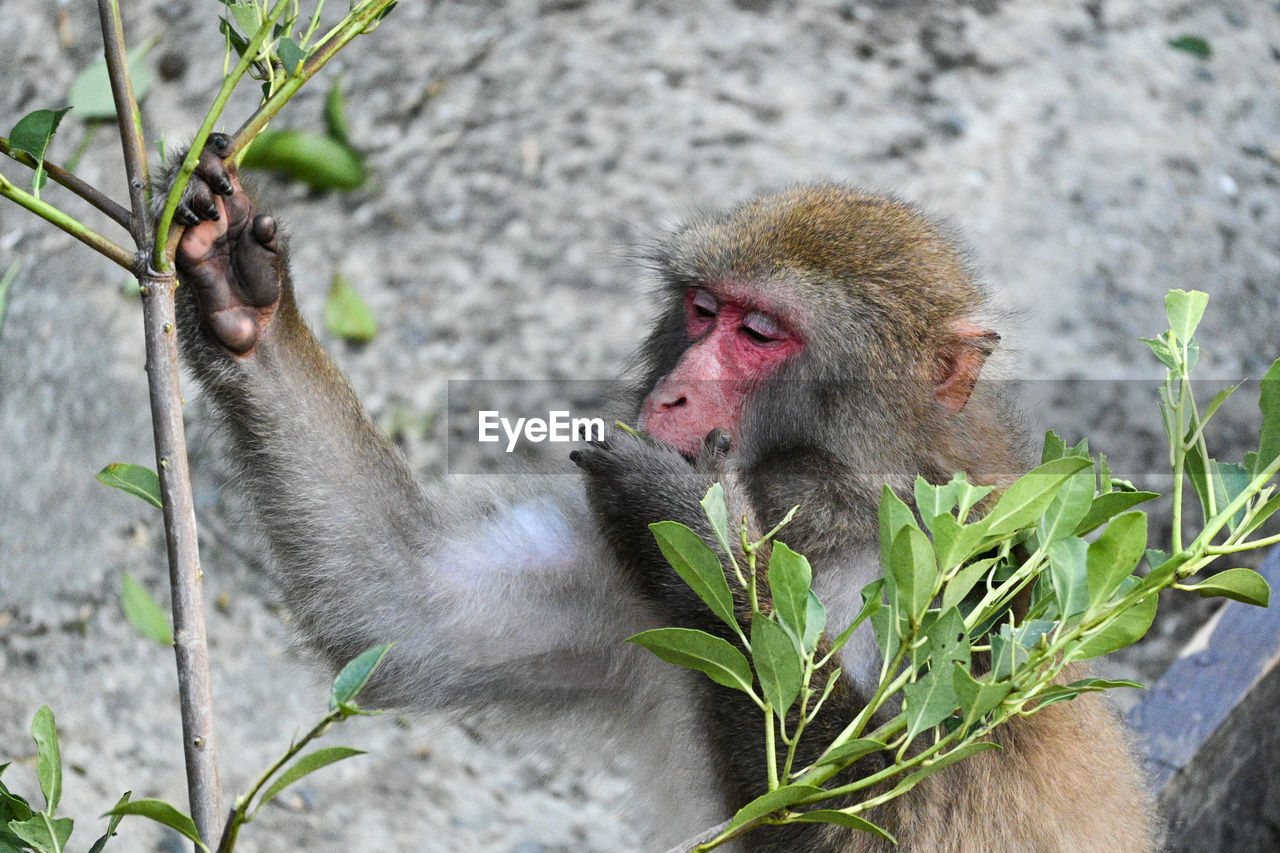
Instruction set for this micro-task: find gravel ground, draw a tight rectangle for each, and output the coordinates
[2,1,1278,851]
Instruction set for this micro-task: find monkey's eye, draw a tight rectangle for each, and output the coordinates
[741,311,784,345]
[690,290,718,319]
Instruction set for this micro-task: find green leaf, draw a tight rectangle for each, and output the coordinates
[87,791,131,853]
[952,663,1011,726]
[1037,466,1095,545]
[903,666,959,742]
[277,37,306,74]
[95,463,162,509]
[830,579,882,657]
[1073,491,1158,536]
[878,484,917,569]
[722,785,825,836]
[67,40,154,121]
[813,737,886,769]
[1256,359,1280,479]
[323,79,352,147]
[802,590,826,655]
[913,607,969,672]
[1035,677,1145,708]
[1047,536,1090,619]
[1085,511,1148,608]
[1201,383,1240,429]
[8,815,73,853]
[256,747,366,812]
[1140,335,1179,371]
[751,617,803,713]
[953,475,994,520]
[330,643,395,710]
[1211,460,1251,527]
[120,574,174,646]
[990,624,1028,681]
[30,706,60,814]
[914,476,959,531]
[242,129,367,190]
[1165,289,1210,345]
[984,456,1093,535]
[1168,35,1211,58]
[789,810,896,842]
[650,521,736,630]
[1075,586,1158,659]
[1182,568,1270,607]
[1239,494,1280,540]
[769,542,812,641]
[940,556,998,611]
[227,2,262,37]
[888,525,937,623]
[8,108,71,162]
[931,512,992,571]
[628,628,754,694]
[323,272,378,343]
[9,108,72,195]
[103,800,207,851]
[219,16,252,58]
[699,483,734,559]
[1040,430,1068,464]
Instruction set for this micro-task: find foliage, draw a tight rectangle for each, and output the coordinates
[635,290,1280,849]
[0,647,391,853]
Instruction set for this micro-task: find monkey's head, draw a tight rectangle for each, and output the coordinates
[635,183,1011,485]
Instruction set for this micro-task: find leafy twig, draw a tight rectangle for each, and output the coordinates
[0,136,132,229]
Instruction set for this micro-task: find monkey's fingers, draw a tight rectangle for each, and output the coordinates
[232,215,284,308]
[174,133,236,225]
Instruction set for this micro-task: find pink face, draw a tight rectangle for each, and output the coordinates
[638,288,804,456]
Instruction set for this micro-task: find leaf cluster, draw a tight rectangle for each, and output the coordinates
[637,290,1280,850]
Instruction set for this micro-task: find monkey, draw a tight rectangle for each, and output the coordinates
[169,134,1153,851]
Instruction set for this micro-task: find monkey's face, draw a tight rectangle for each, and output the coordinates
[638,286,803,457]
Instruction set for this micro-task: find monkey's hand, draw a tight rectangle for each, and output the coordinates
[168,133,285,356]
[572,428,744,621]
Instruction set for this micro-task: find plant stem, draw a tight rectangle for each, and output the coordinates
[138,264,223,850]
[0,137,132,229]
[97,1,223,846]
[0,171,133,270]
[229,0,398,155]
[1207,531,1280,554]
[153,0,292,268]
[217,710,340,853]
[98,0,151,247]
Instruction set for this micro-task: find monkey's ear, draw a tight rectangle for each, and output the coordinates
[932,322,1000,413]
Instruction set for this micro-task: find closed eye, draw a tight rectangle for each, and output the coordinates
[691,290,718,318]
[742,311,784,344]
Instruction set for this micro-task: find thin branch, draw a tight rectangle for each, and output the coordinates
[97,0,151,247]
[230,0,398,156]
[152,0,292,268]
[97,1,223,847]
[0,170,133,270]
[0,137,133,230]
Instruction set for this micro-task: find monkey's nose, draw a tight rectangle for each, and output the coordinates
[660,395,687,410]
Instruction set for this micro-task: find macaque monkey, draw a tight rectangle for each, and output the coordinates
[171,134,1152,851]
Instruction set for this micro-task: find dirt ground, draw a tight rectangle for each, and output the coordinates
[1,1,1278,851]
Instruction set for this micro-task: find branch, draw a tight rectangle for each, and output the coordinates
[152,0,291,268]
[97,1,222,847]
[97,0,151,247]
[0,137,133,229]
[0,170,133,270]
[229,0,398,156]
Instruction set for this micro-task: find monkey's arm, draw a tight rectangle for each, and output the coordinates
[170,139,652,709]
